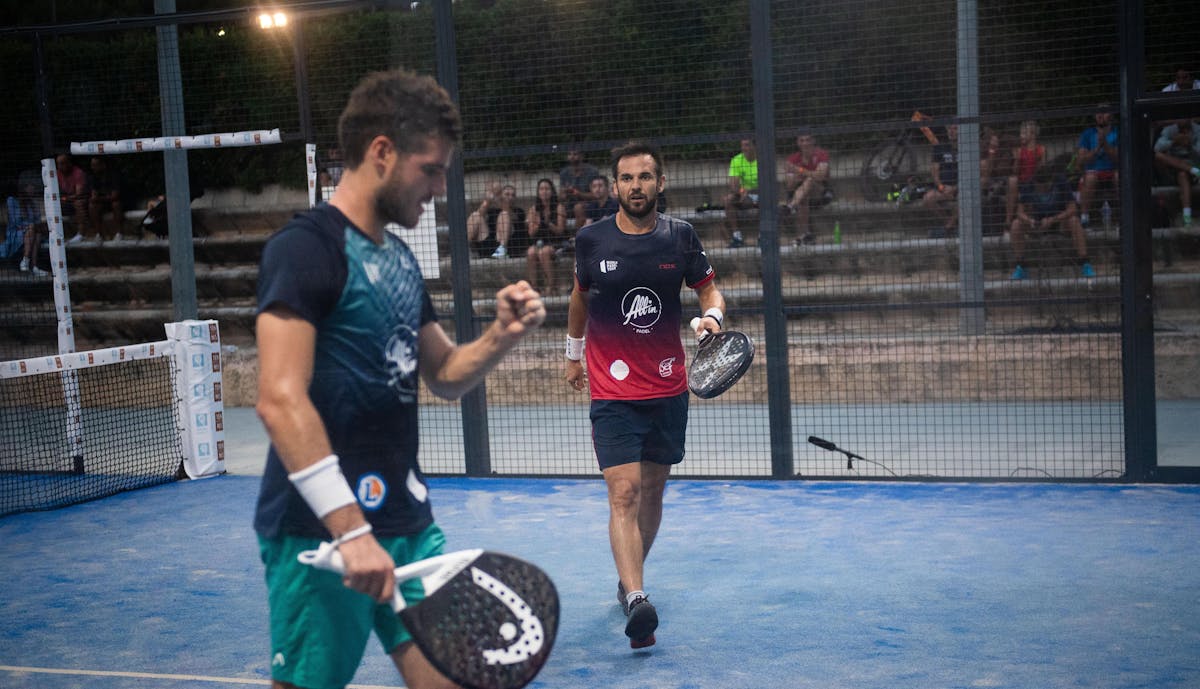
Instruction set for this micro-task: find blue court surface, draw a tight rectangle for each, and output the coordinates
[1,475,1198,689]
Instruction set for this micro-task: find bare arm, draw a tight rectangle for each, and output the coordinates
[254,307,395,602]
[692,280,727,337]
[564,282,588,391]
[419,281,545,400]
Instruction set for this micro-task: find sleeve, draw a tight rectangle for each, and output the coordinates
[256,220,346,325]
[681,221,716,289]
[728,155,740,178]
[421,290,437,326]
[573,228,592,292]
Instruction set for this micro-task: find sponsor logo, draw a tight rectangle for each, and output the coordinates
[272,653,286,667]
[610,359,630,381]
[659,357,676,378]
[599,259,618,273]
[620,287,662,332]
[190,324,203,339]
[214,411,223,431]
[197,442,210,458]
[659,263,676,270]
[357,474,387,511]
[195,413,208,429]
[212,352,221,372]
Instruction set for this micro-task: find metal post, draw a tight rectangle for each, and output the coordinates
[433,0,491,476]
[1116,0,1155,480]
[154,0,198,321]
[956,0,984,335]
[750,0,794,478]
[291,17,313,144]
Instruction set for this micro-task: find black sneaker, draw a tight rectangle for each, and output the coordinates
[625,595,658,648]
[617,581,628,616]
[800,232,815,245]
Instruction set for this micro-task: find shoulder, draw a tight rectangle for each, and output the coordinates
[264,206,345,261]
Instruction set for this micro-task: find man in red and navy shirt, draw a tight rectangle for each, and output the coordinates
[565,141,726,649]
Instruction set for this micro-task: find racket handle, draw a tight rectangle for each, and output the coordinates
[298,541,407,613]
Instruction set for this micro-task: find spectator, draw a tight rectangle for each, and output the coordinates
[1162,68,1200,92]
[469,183,526,259]
[466,178,503,257]
[1153,118,1200,228]
[559,147,600,229]
[525,178,568,294]
[1005,121,1045,228]
[1008,165,1095,280]
[5,170,48,275]
[922,123,960,238]
[88,156,125,241]
[56,153,92,243]
[720,138,758,248]
[1075,105,1119,228]
[581,175,619,228]
[783,131,832,245]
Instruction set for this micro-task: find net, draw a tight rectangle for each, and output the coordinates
[0,342,184,517]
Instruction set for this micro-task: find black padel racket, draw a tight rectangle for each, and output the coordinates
[687,317,755,399]
[299,544,558,689]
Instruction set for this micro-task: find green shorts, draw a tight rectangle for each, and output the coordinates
[258,523,446,689]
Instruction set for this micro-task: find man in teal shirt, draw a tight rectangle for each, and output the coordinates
[721,138,758,248]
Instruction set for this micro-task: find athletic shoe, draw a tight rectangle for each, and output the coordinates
[66,234,83,244]
[491,244,507,259]
[800,232,815,245]
[1010,265,1026,281]
[18,257,29,272]
[112,233,123,242]
[30,266,48,277]
[624,595,658,648]
[617,581,628,616]
[728,236,744,248]
[1080,262,1096,278]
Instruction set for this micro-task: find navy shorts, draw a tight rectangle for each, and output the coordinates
[590,392,689,470]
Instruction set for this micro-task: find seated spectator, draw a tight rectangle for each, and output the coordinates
[559,147,600,229]
[783,131,832,244]
[5,170,48,275]
[88,156,125,241]
[1005,121,1045,227]
[1153,118,1200,228]
[466,182,526,258]
[1075,105,1119,228]
[56,153,92,243]
[922,123,960,238]
[1008,165,1094,280]
[720,138,758,248]
[581,175,619,228]
[525,178,568,294]
[466,178,502,255]
[1162,68,1200,92]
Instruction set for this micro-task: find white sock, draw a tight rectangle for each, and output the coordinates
[626,590,646,606]
[1080,212,1090,225]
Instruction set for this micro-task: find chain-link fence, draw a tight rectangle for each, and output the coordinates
[1,0,1197,480]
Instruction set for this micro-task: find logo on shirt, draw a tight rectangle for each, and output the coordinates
[357,473,387,511]
[385,324,419,403]
[659,263,676,270]
[599,259,619,273]
[621,287,662,332]
[659,357,676,378]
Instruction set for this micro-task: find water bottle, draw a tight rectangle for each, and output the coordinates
[833,221,842,244]
[1101,201,1112,231]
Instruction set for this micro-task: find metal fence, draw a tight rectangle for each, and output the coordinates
[1,0,1197,481]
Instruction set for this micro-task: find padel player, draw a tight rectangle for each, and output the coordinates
[564,141,726,648]
[254,69,545,689]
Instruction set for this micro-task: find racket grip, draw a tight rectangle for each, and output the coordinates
[299,542,408,613]
[689,317,710,342]
[690,317,701,331]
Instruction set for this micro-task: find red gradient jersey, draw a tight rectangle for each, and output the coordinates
[574,214,715,400]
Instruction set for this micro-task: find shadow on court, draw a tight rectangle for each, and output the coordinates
[1,475,1198,689]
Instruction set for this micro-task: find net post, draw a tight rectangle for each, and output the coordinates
[165,320,227,479]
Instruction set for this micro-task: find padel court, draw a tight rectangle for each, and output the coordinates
[2,431,1197,689]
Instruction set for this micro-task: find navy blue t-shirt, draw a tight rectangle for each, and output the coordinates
[253,204,437,538]
[574,213,714,400]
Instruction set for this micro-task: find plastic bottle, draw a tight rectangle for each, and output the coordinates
[833,220,842,244]
[1101,201,1112,231]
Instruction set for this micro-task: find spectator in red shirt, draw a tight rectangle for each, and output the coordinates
[56,153,93,243]
[783,131,831,244]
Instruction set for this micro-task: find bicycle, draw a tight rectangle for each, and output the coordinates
[859,110,941,200]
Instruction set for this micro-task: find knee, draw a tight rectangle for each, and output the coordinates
[607,479,641,513]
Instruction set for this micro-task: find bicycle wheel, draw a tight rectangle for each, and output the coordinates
[859,140,916,200]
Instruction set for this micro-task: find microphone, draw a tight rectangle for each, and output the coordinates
[808,435,866,469]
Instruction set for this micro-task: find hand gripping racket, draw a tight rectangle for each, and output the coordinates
[687,317,755,399]
[299,543,559,689]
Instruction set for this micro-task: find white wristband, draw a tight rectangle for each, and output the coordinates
[331,522,373,547]
[566,335,585,361]
[288,454,357,519]
[703,307,724,327]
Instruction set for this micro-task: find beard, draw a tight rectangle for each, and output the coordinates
[376,185,419,229]
[618,192,657,220]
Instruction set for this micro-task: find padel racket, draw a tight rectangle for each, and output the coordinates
[299,543,558,689]
[687,317,755,399]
